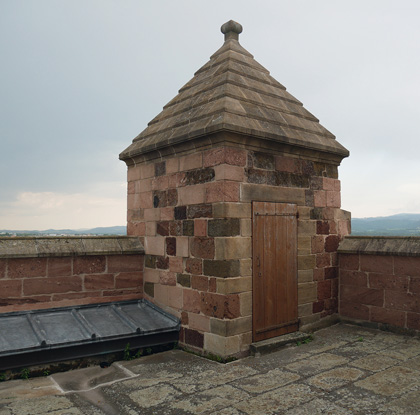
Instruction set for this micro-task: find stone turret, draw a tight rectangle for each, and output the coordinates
[120,21,350,357]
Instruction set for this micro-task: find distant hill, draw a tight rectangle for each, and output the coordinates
[0,226,126,236]
[351,214,420,236]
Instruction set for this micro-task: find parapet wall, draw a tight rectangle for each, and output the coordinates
[338,236,420,334]
[0,236,144,313]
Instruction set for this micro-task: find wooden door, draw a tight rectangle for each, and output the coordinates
[252,201,298,342]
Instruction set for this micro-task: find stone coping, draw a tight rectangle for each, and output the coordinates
[0,236,144,259]
[338,235,420,257]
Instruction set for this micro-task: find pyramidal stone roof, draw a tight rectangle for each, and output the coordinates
[120,20,349,163]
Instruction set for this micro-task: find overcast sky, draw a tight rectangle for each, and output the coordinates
[1,0,420,230]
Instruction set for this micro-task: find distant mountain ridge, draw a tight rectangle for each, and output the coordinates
[2,214,420,237]
[0,226,126,236]
[351,213,420,236]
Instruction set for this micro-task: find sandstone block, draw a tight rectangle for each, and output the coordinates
[7,258,47,279]
[143,268,160,283]
[177,273,191,287]
[144,282,155,297]
[203,259,240,277]
[179,152,202,172]
[108,255,143,273]
[154,284,168,305]
[166,237,176,256]
[194,219,207,236]
[169,256,183,273]
[298,220,316,236]
[369,273,408,291]
[314,191,327,207]
[85,274,115,290]
[73,256,106,275]
[127,165,141,182]
[167,285,183,309]
[154,161,166,177]
[339,300,369,320]
[210,316,252,336]
[127,221,145,236]
[298,282,317,304]
[187,203,212,218]
[216,276,252,294]
[208,218,240,237]
[360,255,393,274]
[298,270,313,283]
[203,147,246,167]
[191,275,208,291]
[370,306,405,327]
[206,181,240,203]
[160,207,174,221]
[185,258,202,275]
[23,276,82,296]
[341,285,384,307]
[156,256,169,270]
[183,289,201,313]
[47,258,72,277]
[144,208,160,221]
[298,303,313,317]
[188,313,210,332]
[178,185,206,205]
[385,290,420,313]
[275,155,299,173]
[201,292,240,319]
[174,205,187,220]
[145,236,165,256]
[340,270,367,287]
[166,157,179,174]
[240,259,252,276]
[115,272,142,289]
[214,164,244,182]
[394,256,420,277]
[159,271,176,286]
[239,291,252,316]
[326,191,341,208]
[182,220,194,236]
[1,279,22,297]
[190,237,215,259]
[215,237,251,260]
[183,327,204,349]
[298,236,311,255]
[140,163,154,179]
[212,202,251,218]
[317,280,332,300]
[204,333,241,357]
[298,255,316,270]
[240,183,305,204]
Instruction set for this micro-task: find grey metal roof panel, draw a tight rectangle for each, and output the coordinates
[0,300,179,370]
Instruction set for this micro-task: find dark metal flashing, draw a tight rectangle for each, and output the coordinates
[0,300,179,370]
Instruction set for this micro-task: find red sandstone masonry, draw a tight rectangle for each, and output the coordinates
[339,248,420,334]
[0,253,143,313]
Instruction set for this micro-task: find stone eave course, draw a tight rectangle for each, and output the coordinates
[338,236,420,257]
[0,236,144,259]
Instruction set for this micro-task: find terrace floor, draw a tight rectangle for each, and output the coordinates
[1,323,419,414]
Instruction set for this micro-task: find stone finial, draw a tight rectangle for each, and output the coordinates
[221,20,243,42]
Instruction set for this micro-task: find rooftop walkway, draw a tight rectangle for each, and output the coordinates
[1,323,419,414]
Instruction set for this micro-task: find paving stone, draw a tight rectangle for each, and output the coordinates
[305,367,365,391]
[232,368,300,394]
[129,384,183,408]
[171,385,249,414]
[380,389,420,415]
[332,385,389,415]
[283,398,349,415]
[350,354,400,372]
[355,365,420,396]
[285,353,349,376]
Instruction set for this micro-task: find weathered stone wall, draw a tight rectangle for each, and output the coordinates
[338,236,420,334]
[127,143,350,356]
[0,236,144,313]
